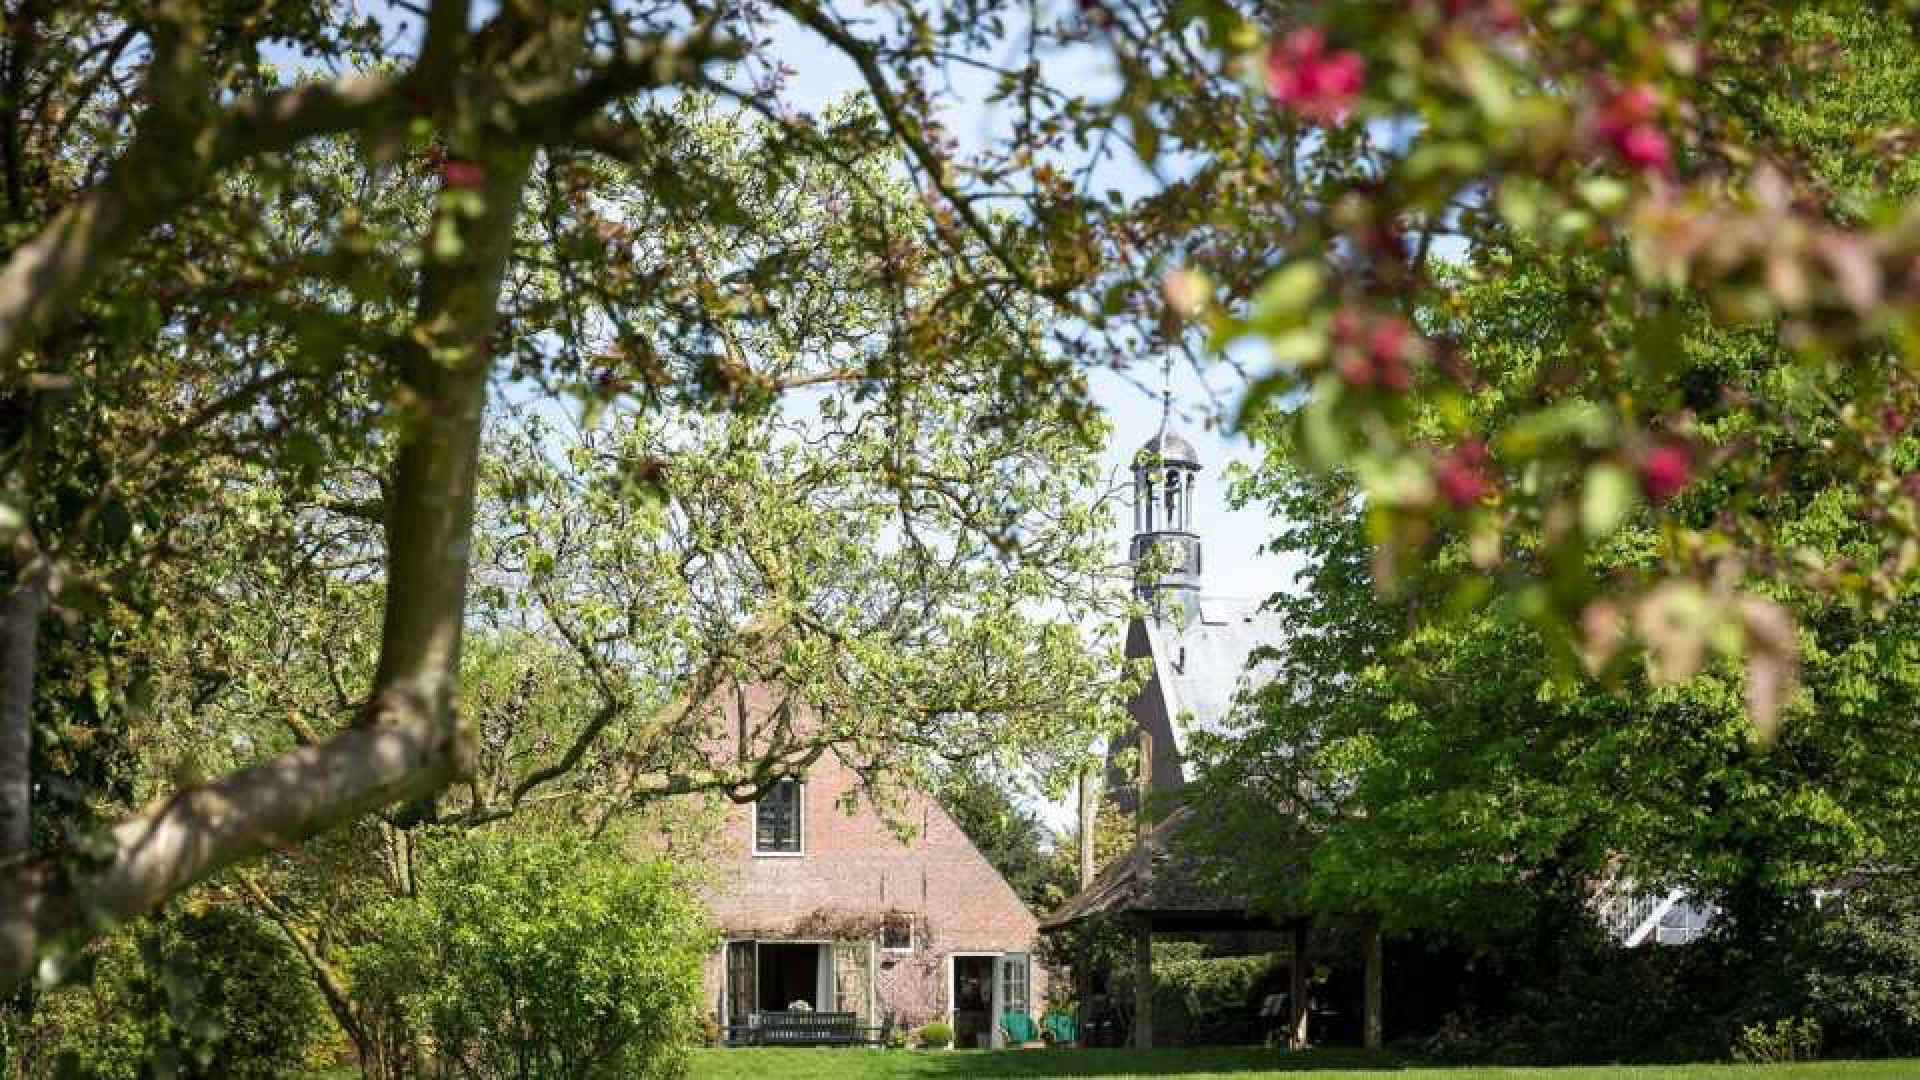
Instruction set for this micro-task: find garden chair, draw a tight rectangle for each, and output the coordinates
[1042,1011,1078,1046]
[1000,1011,1041,1047]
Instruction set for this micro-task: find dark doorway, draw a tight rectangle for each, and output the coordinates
[756,943,821,1011]
[952,955,995,1048]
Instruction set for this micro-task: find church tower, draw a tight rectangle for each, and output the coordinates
[1129,428,1202,627]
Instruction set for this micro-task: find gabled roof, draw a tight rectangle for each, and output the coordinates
[1140,596,1285,747]
[1041,804,1300,930]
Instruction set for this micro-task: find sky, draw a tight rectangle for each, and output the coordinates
[766,14,1298,605]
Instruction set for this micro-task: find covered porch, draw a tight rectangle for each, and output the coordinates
[721,939,881,1045]
[1042,805,1384,1051]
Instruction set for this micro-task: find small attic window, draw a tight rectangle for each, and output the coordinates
[754,778,803,855]
[882,912,915,952]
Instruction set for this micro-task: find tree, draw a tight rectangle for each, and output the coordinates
[0,0,1152,986]
[1095,1,1920,731]
[1183,5,1920,947]
[79,91,1130,1073]
[936,765,1079,912]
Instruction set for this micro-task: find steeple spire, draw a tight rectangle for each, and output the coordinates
[1157,353,1174,440]
[1130,374,1203,628]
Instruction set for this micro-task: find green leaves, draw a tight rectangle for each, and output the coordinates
[1580,463,1638,540]
[353,832,711,1079]
[1155,2,1920,735]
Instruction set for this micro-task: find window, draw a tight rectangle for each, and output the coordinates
[754,778,803,854]
[882,913,914,952]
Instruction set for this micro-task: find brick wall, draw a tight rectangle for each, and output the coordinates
[697,717,1045,1035]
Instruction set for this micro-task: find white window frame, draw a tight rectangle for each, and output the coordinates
[752,778,805,856]
[880,912,915,953]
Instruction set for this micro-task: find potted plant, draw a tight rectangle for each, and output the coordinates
[916,1022,955,1050]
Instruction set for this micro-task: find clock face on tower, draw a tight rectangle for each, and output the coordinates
[1152,534,1198,577]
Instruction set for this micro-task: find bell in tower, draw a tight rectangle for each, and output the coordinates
[1129,429,1202,627]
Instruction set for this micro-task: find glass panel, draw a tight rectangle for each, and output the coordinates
[755,779,802,852]
[882,913,913,951]
[998,954,1030,1014]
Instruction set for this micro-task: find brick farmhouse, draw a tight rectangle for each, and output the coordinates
[695,692,1045,1047]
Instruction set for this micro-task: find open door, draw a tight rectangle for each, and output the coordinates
[992,953,1031,1047]
[952,955,995,1047]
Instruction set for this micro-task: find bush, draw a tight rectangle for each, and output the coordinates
[916,1021,954,1048]
[1099,941,1281,1047]
[354,831,713,1080]
[1151,948,1279,1045]
[1798,876,1920,1057]
[26,906,328,1080]
[1731,1017,1823,1063]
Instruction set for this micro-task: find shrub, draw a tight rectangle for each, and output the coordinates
[1731,1017,1823,1063]
[1101,941,1281,1046]
[1151,949,1279,1045]
[353,831,713,1080]
[916,1021,955,1048]
[1798,877,1920,1057]
[26,906,328,1080]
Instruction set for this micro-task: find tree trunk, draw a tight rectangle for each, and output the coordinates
[0,567,44,861]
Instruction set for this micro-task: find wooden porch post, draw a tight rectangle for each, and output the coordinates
[1078,763,1098,890]
[1074,929,1092,1045]
[1362,916,1383,1050]
[1131,915,1154,1048]
[1288,918,1310,1050]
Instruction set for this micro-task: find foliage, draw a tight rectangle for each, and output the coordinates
[1395,881,1913,1067]
[1732,1017,1824,1064]
[18,907,328,1080]
[1112,0,1920,731]
[350,831,711,1080]
[935,766,1079,912]
[1184,4,1920,952]
[1138,945,1280,1048]
[0,0,1165,985]
[1799,875,1920,1058]
[914,1022,954,1049]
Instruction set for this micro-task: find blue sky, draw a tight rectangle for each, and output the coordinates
[766,15,1297,604]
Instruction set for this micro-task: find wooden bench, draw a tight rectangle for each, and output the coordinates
[730,1011,883,1047]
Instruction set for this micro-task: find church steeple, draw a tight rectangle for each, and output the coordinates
[1129,426,1202,627]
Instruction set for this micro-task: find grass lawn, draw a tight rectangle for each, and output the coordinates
[687,1048,1920,1079]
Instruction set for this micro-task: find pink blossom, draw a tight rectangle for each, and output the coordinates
[1639,443,1693,502]
[1436,440,1493,507]
[1616,125,1671,172]
[439,160,487,190]
[1596,85,1672,175]
[1267,28,1365,125]
[1336,350,1377,388]
[1369,317,1413,391]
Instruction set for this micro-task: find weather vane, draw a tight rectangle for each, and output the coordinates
[1157,353,1174,438]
